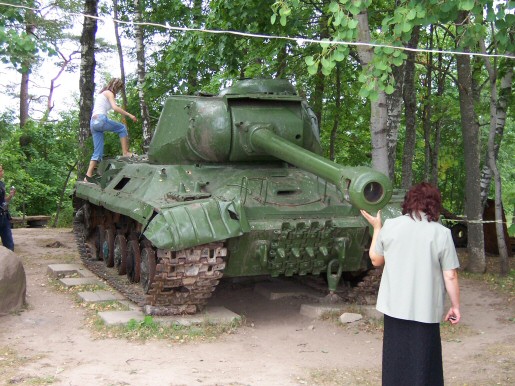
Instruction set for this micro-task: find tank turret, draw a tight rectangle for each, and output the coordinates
[148,78,391,211]
[73,78,402,315]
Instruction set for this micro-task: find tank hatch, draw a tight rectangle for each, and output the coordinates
[219,78,297,96]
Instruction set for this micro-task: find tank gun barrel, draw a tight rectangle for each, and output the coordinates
[248,125,392,211]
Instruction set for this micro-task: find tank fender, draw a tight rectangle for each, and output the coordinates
[143,198,247,250]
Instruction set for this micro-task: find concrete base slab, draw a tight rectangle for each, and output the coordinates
[99,310,145,326]
[78,290,124,303]
[254,280,322,301]
[59,277,103,287]
[47,263,95,278]
[300,303,344,319]
[155,306,241,327]
[99,306,240,327]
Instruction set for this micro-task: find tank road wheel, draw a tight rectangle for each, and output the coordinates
[95,225,105,261]
[102,228,115,267]
[126,239,141,283]
[140,247,156,294]
[114,234,128,275]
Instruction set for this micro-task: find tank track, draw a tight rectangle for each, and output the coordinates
[348,267,383,304]
[73,220,226,315]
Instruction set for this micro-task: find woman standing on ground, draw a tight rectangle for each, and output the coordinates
[85,78,137,181]
[361,182,461,386]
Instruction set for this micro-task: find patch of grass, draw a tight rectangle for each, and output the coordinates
[0,346,57,385]
[439,320,477,341]
[447,342,515,385]
[320,307,384,333]
[300,367,381,385]
[460,268,515,298]
[0,346,28,375]
[457,250,515,297]
[79,299,131,312]
[48,277,108,294]
[25,375,58,384]
[88,314,242,342]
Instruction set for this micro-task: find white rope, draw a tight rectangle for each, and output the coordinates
[443,219,511,225]
[2,1,515,60]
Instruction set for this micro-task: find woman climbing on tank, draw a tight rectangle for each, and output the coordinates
[84,78,138,182]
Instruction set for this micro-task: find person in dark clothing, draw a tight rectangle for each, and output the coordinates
[0,164,15,251]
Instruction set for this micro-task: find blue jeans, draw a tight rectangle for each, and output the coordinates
[0,212,14,251]
[90,114,128,161]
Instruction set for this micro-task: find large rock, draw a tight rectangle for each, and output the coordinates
[0,246,26,315]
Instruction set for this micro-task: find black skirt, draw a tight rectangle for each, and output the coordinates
[382,314,444,386]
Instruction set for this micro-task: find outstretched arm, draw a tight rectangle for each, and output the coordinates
[104,91,137,122]
[360,210,385,267]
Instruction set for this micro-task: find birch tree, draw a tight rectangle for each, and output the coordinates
[455,10,485,273]
[78,0,98,178]
[132,0,152,149]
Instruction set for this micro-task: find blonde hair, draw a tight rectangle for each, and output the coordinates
[100,78,124,95]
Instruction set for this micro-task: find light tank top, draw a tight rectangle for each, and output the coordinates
[91,93,112,116]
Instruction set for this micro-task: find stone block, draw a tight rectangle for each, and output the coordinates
[59,277,103,287]
[299,303,343,319]
[339,312,362,323]
[78,290,124,303]
[47,263,95,278]
[98,310,145,326]
[155,306,241,327]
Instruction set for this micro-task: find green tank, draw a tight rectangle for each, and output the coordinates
[73,79,401,315]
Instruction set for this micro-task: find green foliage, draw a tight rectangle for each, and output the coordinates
[271,0,515,104]
[0,0,80,73]
[0,110,78,221]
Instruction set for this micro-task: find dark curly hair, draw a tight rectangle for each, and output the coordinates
[401,182,442,222]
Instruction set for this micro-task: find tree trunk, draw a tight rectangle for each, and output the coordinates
[455,12,485,273]
[53,162,77,228]
[479,59,513,208]
[186,0,203,92]
[356,11,388,175]
[401,27,420,190]
[311,16,329,129]
[422,26,434,183]
[329,66,341,161]
[113,0,128,111]
[78,0,98,178]
[386,61,405,182]
[276,44,288,78]
[480,41,512,275]
[430,47,447,187]
[20,71,30,128]
[133,0,152,150]
[20,9,36,128]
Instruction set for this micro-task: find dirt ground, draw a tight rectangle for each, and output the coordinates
[0,227,514,386]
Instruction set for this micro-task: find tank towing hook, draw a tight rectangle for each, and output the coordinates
[325,238,348,302]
